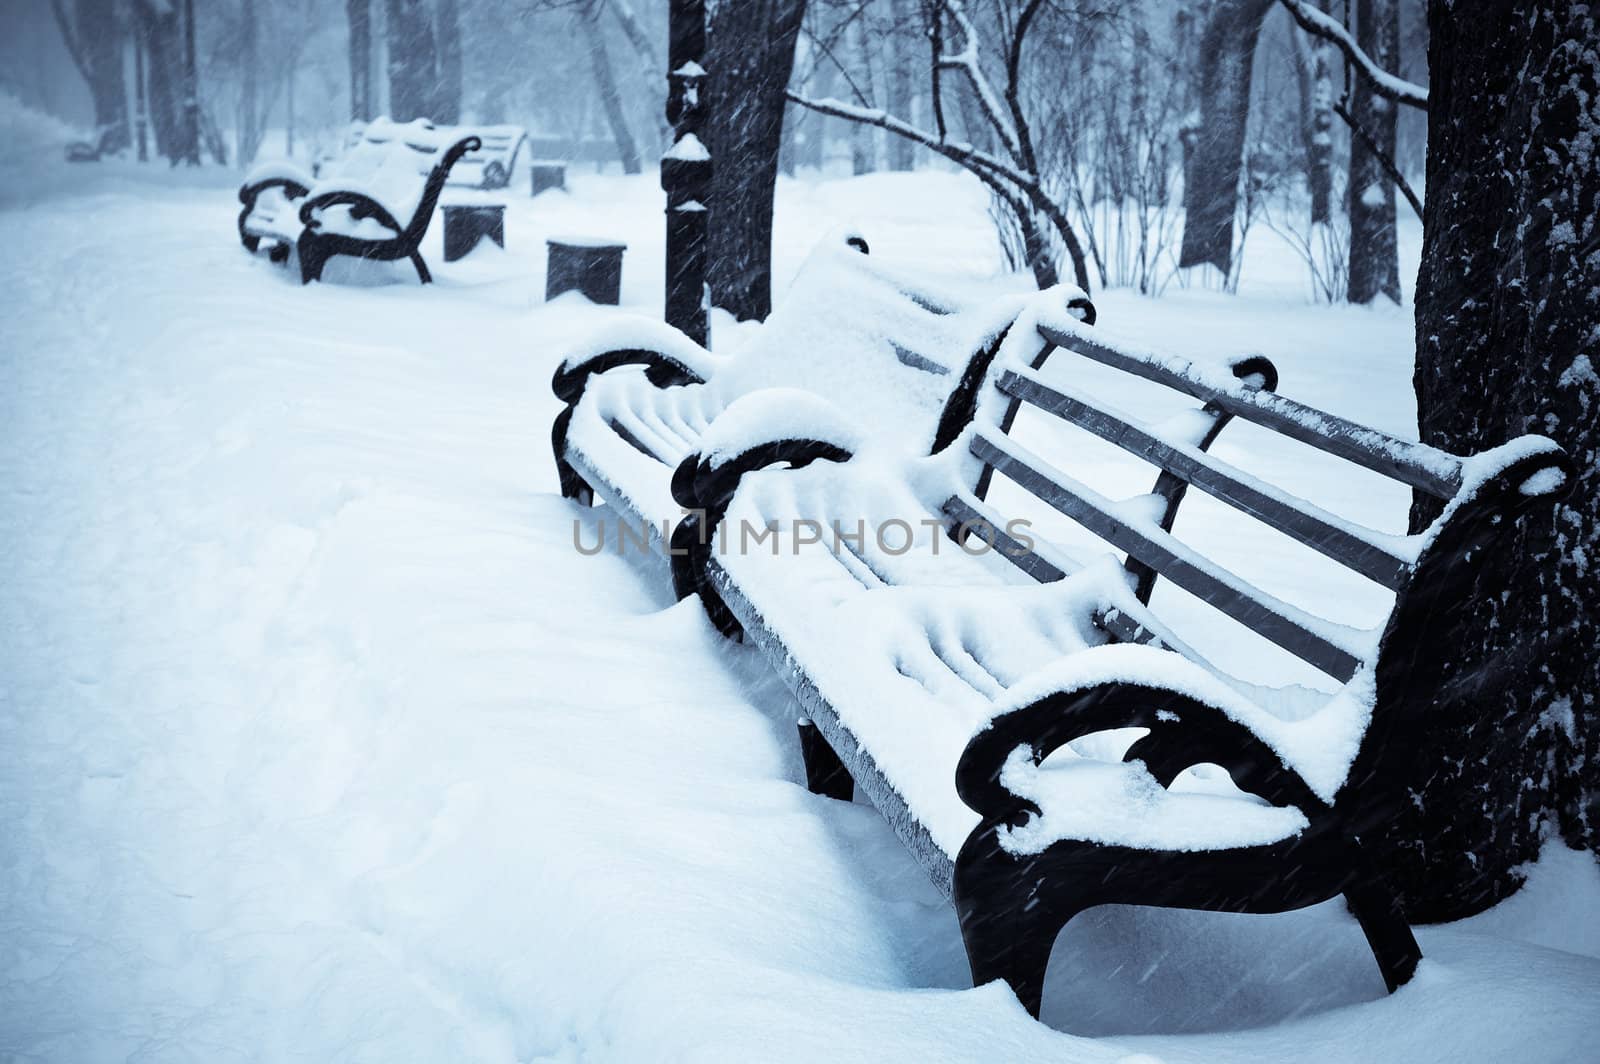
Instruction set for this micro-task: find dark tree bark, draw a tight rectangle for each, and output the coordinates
[435,0,463,123]
[134,0,194,165]
[238,0,263,165]
[53,0,129,154]
[704,0,808,322]
[385,0,438,121]
[884,0,915,171]
[348,0,373,120]
[1289,0,1335,223]
[1394,2,1600,921]
[1347,0,1401,303]
[583,5,642,174]
[1178,0,1275,274]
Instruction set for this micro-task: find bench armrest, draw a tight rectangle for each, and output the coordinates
[672,389,864,510]
[551,348,707,406]
[956,646,1326,829]
[298,189,404,233]
[239,173,311,206]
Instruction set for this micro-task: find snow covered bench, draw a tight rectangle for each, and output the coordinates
[236,117,481,283]
[312,121,530,190]
[651,308,1573,1017]
[550,234,1096,552]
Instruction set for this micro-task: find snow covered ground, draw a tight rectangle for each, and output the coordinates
[1,149,1597,1062]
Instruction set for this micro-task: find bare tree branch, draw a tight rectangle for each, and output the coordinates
[1278,0,1427,110]
[1334,98,1424,219]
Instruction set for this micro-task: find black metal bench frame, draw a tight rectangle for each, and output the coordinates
[550,288,1571,1021]
[237,172,312,262]
[295,135,481,285]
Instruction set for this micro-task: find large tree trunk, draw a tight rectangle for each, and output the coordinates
[1347,0,1401,303]
[134,1,192,165]
[348,0,372,121]
[704,0,808,322]
[59,0,130,154]
[583,6,642,174]
[1178,0,1274,274]
[385,0,438,121]
[237,0,262,166]
[435,0,463,123]
[884,0,914,171]
[1289,0,1335,224]
[1397,2,1600,921]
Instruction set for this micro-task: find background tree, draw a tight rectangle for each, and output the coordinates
[704,0,809,322]
[51,0,129,153]
[347,0,372,120]
[435,0,463,122]
[1393,1,1599,920]
[1178,0,1274,278]
[385,0,438,120]
[1345,0,1400,303]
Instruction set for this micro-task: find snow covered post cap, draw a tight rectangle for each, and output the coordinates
[663,0,710,347]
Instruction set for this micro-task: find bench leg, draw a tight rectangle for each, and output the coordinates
[1343,846,1422,992]
[797,719,853,801]
[953,826,1077,1018]
[298,233,328,284]
[550,407,594,505]
[409,249,432,284]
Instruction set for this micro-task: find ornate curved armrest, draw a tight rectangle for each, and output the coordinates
[672,389,864,510]
[956,649,1326,829]
[551,348,708,406]
[298,189,405,233]
[239,174,310,206]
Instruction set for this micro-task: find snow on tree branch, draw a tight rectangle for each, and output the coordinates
[1278,0,1428,110]
[784,91,1035,189]
[934,0,1022,160]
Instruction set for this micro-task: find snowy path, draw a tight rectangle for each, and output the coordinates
[2,171,1597,1062]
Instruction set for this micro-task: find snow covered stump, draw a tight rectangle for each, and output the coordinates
[441,204,505,262]
[545,238,626,305]
[530,161,566,197]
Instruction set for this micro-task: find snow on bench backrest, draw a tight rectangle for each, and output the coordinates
[949,306,1564,690]
[714,236,1031,455]
[303,117,451,233]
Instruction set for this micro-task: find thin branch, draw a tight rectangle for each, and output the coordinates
[787,89,1092,292]
[936,0,1021,160]
[787,91,1032,186]
[1277,0,1427,110]
[1333,98,1423,219]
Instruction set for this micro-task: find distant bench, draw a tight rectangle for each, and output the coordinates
[316,120,531,190]
[238,117,480,284]
[552,243,1572,1016]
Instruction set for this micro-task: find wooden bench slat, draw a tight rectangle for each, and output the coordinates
[996,369,1413,590]
[940,494,1072,583]
[1036,322,1463,499]
[970,431,1365,681]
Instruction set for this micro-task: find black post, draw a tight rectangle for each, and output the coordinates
[662,0,709,347]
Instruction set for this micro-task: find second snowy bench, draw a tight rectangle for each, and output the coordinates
[665,310,1572,1018]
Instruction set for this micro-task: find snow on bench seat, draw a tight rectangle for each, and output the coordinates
[708,450,1341,881]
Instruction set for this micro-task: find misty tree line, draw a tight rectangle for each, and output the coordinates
[37,0,1431,307]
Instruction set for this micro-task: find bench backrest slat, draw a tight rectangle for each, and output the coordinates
[940,494,1072,583]
[970,430,1365,681]
[1037,322,1463,499]
[995,369,1413,590]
